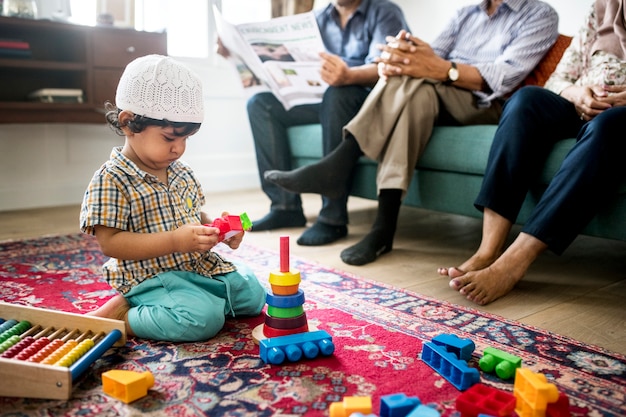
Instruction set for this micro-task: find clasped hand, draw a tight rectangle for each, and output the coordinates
[375,30,442,80]
[564,84,626,121]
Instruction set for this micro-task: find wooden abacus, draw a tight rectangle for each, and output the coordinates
[0,301,126,400]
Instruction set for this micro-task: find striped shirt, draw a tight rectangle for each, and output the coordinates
[432,0,559,106]
[80,147,236,295]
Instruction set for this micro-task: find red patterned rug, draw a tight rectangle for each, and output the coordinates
[0,233,624,416]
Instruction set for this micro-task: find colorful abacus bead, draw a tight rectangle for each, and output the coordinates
[28,338,64,363]
[0,320,31,347]
[0,335,21,354]
[41,340,78,365]
[0,336,36,358]
[0,319,18,333]
[55,339,95,367]
[15,337,51,361]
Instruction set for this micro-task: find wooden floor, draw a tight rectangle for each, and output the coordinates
[1,188,624,355]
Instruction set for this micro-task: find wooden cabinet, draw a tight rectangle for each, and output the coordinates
[0,16,167,124]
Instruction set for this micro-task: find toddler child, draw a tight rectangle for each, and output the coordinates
[80,54,266,342]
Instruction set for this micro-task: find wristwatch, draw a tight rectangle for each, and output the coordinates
[447,62,459,83]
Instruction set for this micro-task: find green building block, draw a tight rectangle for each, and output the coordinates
[479,347,522,380]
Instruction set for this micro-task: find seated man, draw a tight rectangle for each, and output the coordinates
[245,0,410,246]
[265,0,559,265]
[439,0,626,305]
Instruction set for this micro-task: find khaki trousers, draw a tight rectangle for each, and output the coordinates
[344,76,502,195]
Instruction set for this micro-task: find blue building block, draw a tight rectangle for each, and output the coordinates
[407,404,441,417]
[421,341,480,391]
[265,289,305,308]
[260,330,335,365]
[432,333,475,362]
[380,393,421,417]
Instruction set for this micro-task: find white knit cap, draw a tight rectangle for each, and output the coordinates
[115,54,204,123]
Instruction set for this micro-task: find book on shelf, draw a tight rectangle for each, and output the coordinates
[0,38,32,59]
[0,39,31,50]
[214,6,327,111]
[0,48,32,58]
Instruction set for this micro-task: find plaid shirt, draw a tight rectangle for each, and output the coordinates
[80,147,236,295]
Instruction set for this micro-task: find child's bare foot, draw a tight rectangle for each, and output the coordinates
[87,294,135,336]
[87,294,130,321]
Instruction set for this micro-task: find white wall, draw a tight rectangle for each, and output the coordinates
[0,0,591,212]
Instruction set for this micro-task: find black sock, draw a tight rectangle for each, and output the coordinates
[297,221,348,246]
[340,189,402,266]
[372,189,403,233]
[264,136,362,199]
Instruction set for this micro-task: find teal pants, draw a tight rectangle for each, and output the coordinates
[124,263,266,342]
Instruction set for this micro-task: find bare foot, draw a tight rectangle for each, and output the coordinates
[87,295,135,336]
[437,266,465,278]
[448,232,547,305]
[439,207,513,280]
[437,252,500,279]
[87,294,130,321]
[448,263,525,305]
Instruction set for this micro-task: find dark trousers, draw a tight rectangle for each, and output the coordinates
[247,85,370,225]
[475,86,626,254]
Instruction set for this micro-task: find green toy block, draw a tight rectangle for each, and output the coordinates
[479,347,522,380]
[239,212,252,231]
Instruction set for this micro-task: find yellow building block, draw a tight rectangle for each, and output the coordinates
[102,370,154,404]
[514,368,559,417]
[329,396,372,417]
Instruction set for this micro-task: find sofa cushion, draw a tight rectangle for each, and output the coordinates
[288,124,325,158]
[519,34,573,88]
[416,125,498,175]
[288,124,501,176]
[287,124,600,189]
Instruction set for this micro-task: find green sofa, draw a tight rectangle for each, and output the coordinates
[286,123,626,242]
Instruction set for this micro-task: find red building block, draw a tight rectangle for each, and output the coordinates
[205,215,244,241]
[546,392,571,417]
[456,383,516,417]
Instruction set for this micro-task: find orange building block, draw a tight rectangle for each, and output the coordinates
[514,368,560,417]
[329,396,372,417]
[102,370,154,403]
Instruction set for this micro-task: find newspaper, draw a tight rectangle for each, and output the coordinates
[214,6,328,110]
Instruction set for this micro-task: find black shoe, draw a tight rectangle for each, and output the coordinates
[250,210,306,231]
[297,221,347,246]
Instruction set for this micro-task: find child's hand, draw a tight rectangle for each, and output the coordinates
[222,230,244,250]
[173,224,220,253]
[214,211,246,250]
